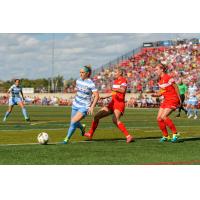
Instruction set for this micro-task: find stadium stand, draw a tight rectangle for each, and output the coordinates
[0,38,199,108]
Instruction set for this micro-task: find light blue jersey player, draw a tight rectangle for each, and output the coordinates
[186,81,199,119]
[3,79,30,122]
[63,65,99,144]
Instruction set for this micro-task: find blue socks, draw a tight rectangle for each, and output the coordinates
[66,121,78,139]
[76,121,83,130]
[22,107,28,119]
[194,109,198,116]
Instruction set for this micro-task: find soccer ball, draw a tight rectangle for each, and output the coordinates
[37,132,49,145]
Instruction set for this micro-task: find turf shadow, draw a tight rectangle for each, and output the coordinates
[180,137,200,142]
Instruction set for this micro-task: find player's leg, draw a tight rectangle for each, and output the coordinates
[157,108,170,142]
[176,94,185,117]
[193,104,198,119]
[63,108,85,144]
[181,95,187,114]
[18,101,30,121]
[112,109,134,143]
[187,103,193,118]
[70,107,86,136]
[3,105,14,122]
[176,106,181,117]
[84,107,112,139]
[160,108,178,142]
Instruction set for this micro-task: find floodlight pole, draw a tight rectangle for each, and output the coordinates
[51,33,55,92]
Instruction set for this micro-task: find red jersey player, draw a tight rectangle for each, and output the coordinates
[84,68,134,143]
[152,64,181,142]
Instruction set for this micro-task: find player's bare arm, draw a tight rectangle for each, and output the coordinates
[173,83,181,104]
[88,91,99,115]
[112,86,126,94]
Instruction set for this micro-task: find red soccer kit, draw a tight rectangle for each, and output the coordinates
[158,74,180,109]
[107,76,127,113]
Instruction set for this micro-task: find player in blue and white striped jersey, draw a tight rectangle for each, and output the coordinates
[186,81,199,119]
[63,65,99,144]
[3,79,30,122]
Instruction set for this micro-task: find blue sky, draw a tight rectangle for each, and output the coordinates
[0,33,199,81]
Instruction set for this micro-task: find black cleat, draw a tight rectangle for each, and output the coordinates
[25,118,31,122]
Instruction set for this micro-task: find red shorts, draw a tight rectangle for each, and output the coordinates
[160,99,180,110]
[107,100,125,114]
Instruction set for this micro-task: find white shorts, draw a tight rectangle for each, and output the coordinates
[187,97,198,106]
[9,97,23,106]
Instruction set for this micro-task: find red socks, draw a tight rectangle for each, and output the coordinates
[117,122,130,137]
[157,119,168,137]
[88,120,99,135]
[164,118,177,134]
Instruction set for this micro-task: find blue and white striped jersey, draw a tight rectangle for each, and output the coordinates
[188,85,198,98]
[8,84,22,98]
[72,78,97,109]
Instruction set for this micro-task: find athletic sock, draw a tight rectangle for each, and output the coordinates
[76,121,83,130]
[4,111,11,119]
[164,118,177,134]
[22,107,28,119]
[66,121,78,139]
[194,109,198,116]
[117,122,130,137]
[187,108,192,115]
[157,119,168,137]
[88,120,99,135]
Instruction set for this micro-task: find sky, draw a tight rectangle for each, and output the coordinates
[0,33,199,81]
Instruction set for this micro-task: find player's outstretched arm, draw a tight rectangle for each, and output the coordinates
[20,90,25,101]
[112,87,126,94]
[88,91,99,115]
[6,87,11,98]
[100,94,112,99]
[151,92,162,97]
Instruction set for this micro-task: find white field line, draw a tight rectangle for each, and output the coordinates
[0,135,200,147]
[0,140,125,147]
[0,125,200,132]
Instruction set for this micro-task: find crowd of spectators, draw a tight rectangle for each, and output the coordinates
[1,41,200,109]
[0,96,74,106]
[92,43,200,93]
[0,94,161,108]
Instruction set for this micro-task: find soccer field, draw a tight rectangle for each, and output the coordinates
[0,105,200,164]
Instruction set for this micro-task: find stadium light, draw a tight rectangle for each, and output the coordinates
[51,33,55,92]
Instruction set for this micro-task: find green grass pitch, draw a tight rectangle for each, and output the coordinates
[0,105,200,164]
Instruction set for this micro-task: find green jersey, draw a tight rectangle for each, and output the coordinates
[178,84,187,95]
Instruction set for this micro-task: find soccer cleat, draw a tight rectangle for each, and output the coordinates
[171,134,178,143]
[2,117,6,122]
[84,132,93,140]
[126,135,134,143]
[194,115,198,120]
[176,132,181,138]
[188,114,193,119]
[63,137,69,144]
[185,110,188,115]
[160,136,171,142]
[175,113,180,118]
[25,118,30,122]
[80,124,86,136]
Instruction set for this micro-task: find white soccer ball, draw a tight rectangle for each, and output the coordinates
[37,132,49,145]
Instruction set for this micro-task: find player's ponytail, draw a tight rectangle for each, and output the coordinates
[83,65,92,78]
